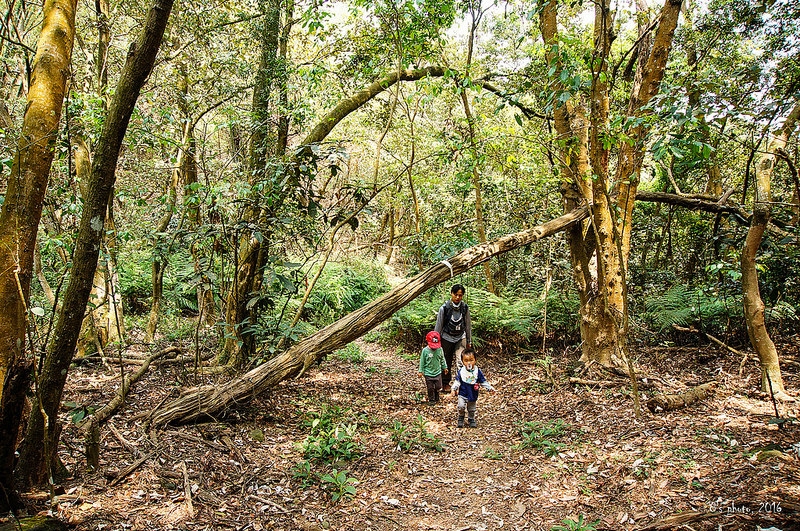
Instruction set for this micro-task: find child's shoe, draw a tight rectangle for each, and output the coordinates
[457,416,465,428]
[468,419,477,428]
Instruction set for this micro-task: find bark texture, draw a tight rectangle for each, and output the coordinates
[16,0,175,488]
[741,101,800,396]
[149,206,588,426]
[539,0,682,366]
[646,382,717,412]
[0,0,78,511]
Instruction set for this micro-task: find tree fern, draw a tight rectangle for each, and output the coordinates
[643,285,696,331]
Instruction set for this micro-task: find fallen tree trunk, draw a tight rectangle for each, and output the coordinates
[646,381,717,412]
[149,206,588,426]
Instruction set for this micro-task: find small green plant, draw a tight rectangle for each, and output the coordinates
[541,440,565,457]
[300,423,362,463]
[389,415,444,452]
[333,343,367,364]
[484,448,503,460]
[389,420,410,450]
[290,460,317,488]
[550,515,600,531]
[320,469,358,502]
[302,403,346,433]
[63,401,95,424]
[632,454,657,478]
[399,347,417,362]
[516,419,568,454]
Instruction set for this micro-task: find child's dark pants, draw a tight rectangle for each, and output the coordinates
[424,374,443,403]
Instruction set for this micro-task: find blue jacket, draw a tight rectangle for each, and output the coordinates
[451,366,493,402]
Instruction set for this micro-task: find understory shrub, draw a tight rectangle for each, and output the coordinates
[639,284,741,336]
[389,414,443,452]
[292,403,363,502]
[333,342,367,364]
[515,419,569,456]
[304,259,390,326]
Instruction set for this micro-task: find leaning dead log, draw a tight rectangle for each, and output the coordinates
[149,206,589,426]
[646,381,717,412]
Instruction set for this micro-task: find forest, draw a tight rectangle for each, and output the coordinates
[0,0,799,529]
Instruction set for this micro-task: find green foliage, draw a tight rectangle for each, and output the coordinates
[516,419,568,456]
[304,259,390,326]
[62,401,95,424]
[299,405,364,463]
[333,343,367,364]
[159,312,198,342]
[116,246,154,315]
[641,284,738,332]
[389,415,444,452]
[319,468,358,502]
[483,448,503,460]
[387,288,580,351]
[290,460,316,488]
[550,515,600,531]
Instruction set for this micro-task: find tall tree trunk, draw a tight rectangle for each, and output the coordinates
[95,0,110,105]
[0,0,78,511]
[15,0,175,488]
[74,139,125,355]
[460,0,495,293]
[539,0,682,367]
[583,0,621,366]
[185,125,217,326]
[146,69,190,342]
[459,92,495,293]
[220,0,282,368]
[74,0,124,356]
[742,101,800,398]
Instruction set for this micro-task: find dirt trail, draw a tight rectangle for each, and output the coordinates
[11,340,800,531]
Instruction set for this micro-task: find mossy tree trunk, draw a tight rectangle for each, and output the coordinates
[0,0,79,511]
[220,0,283,368]
[15,0,175,488]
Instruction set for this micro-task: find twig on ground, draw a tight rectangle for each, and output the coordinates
[245,495,292,514]
[170,430,229,452]
[109,449,158,487]
[671,324,751,376]
[78,347,177,433]
[181,461,194,517]
[108,423,141,457]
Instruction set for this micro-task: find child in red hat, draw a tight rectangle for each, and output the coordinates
[418,331,448,405]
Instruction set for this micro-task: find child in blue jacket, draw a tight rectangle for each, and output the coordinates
[449,349,495,428]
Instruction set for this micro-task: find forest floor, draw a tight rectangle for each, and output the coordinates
[9,334,800,531]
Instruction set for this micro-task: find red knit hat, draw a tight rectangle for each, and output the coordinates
[425,331,441,349]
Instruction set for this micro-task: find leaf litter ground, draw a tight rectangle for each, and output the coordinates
[12,337,800,531]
